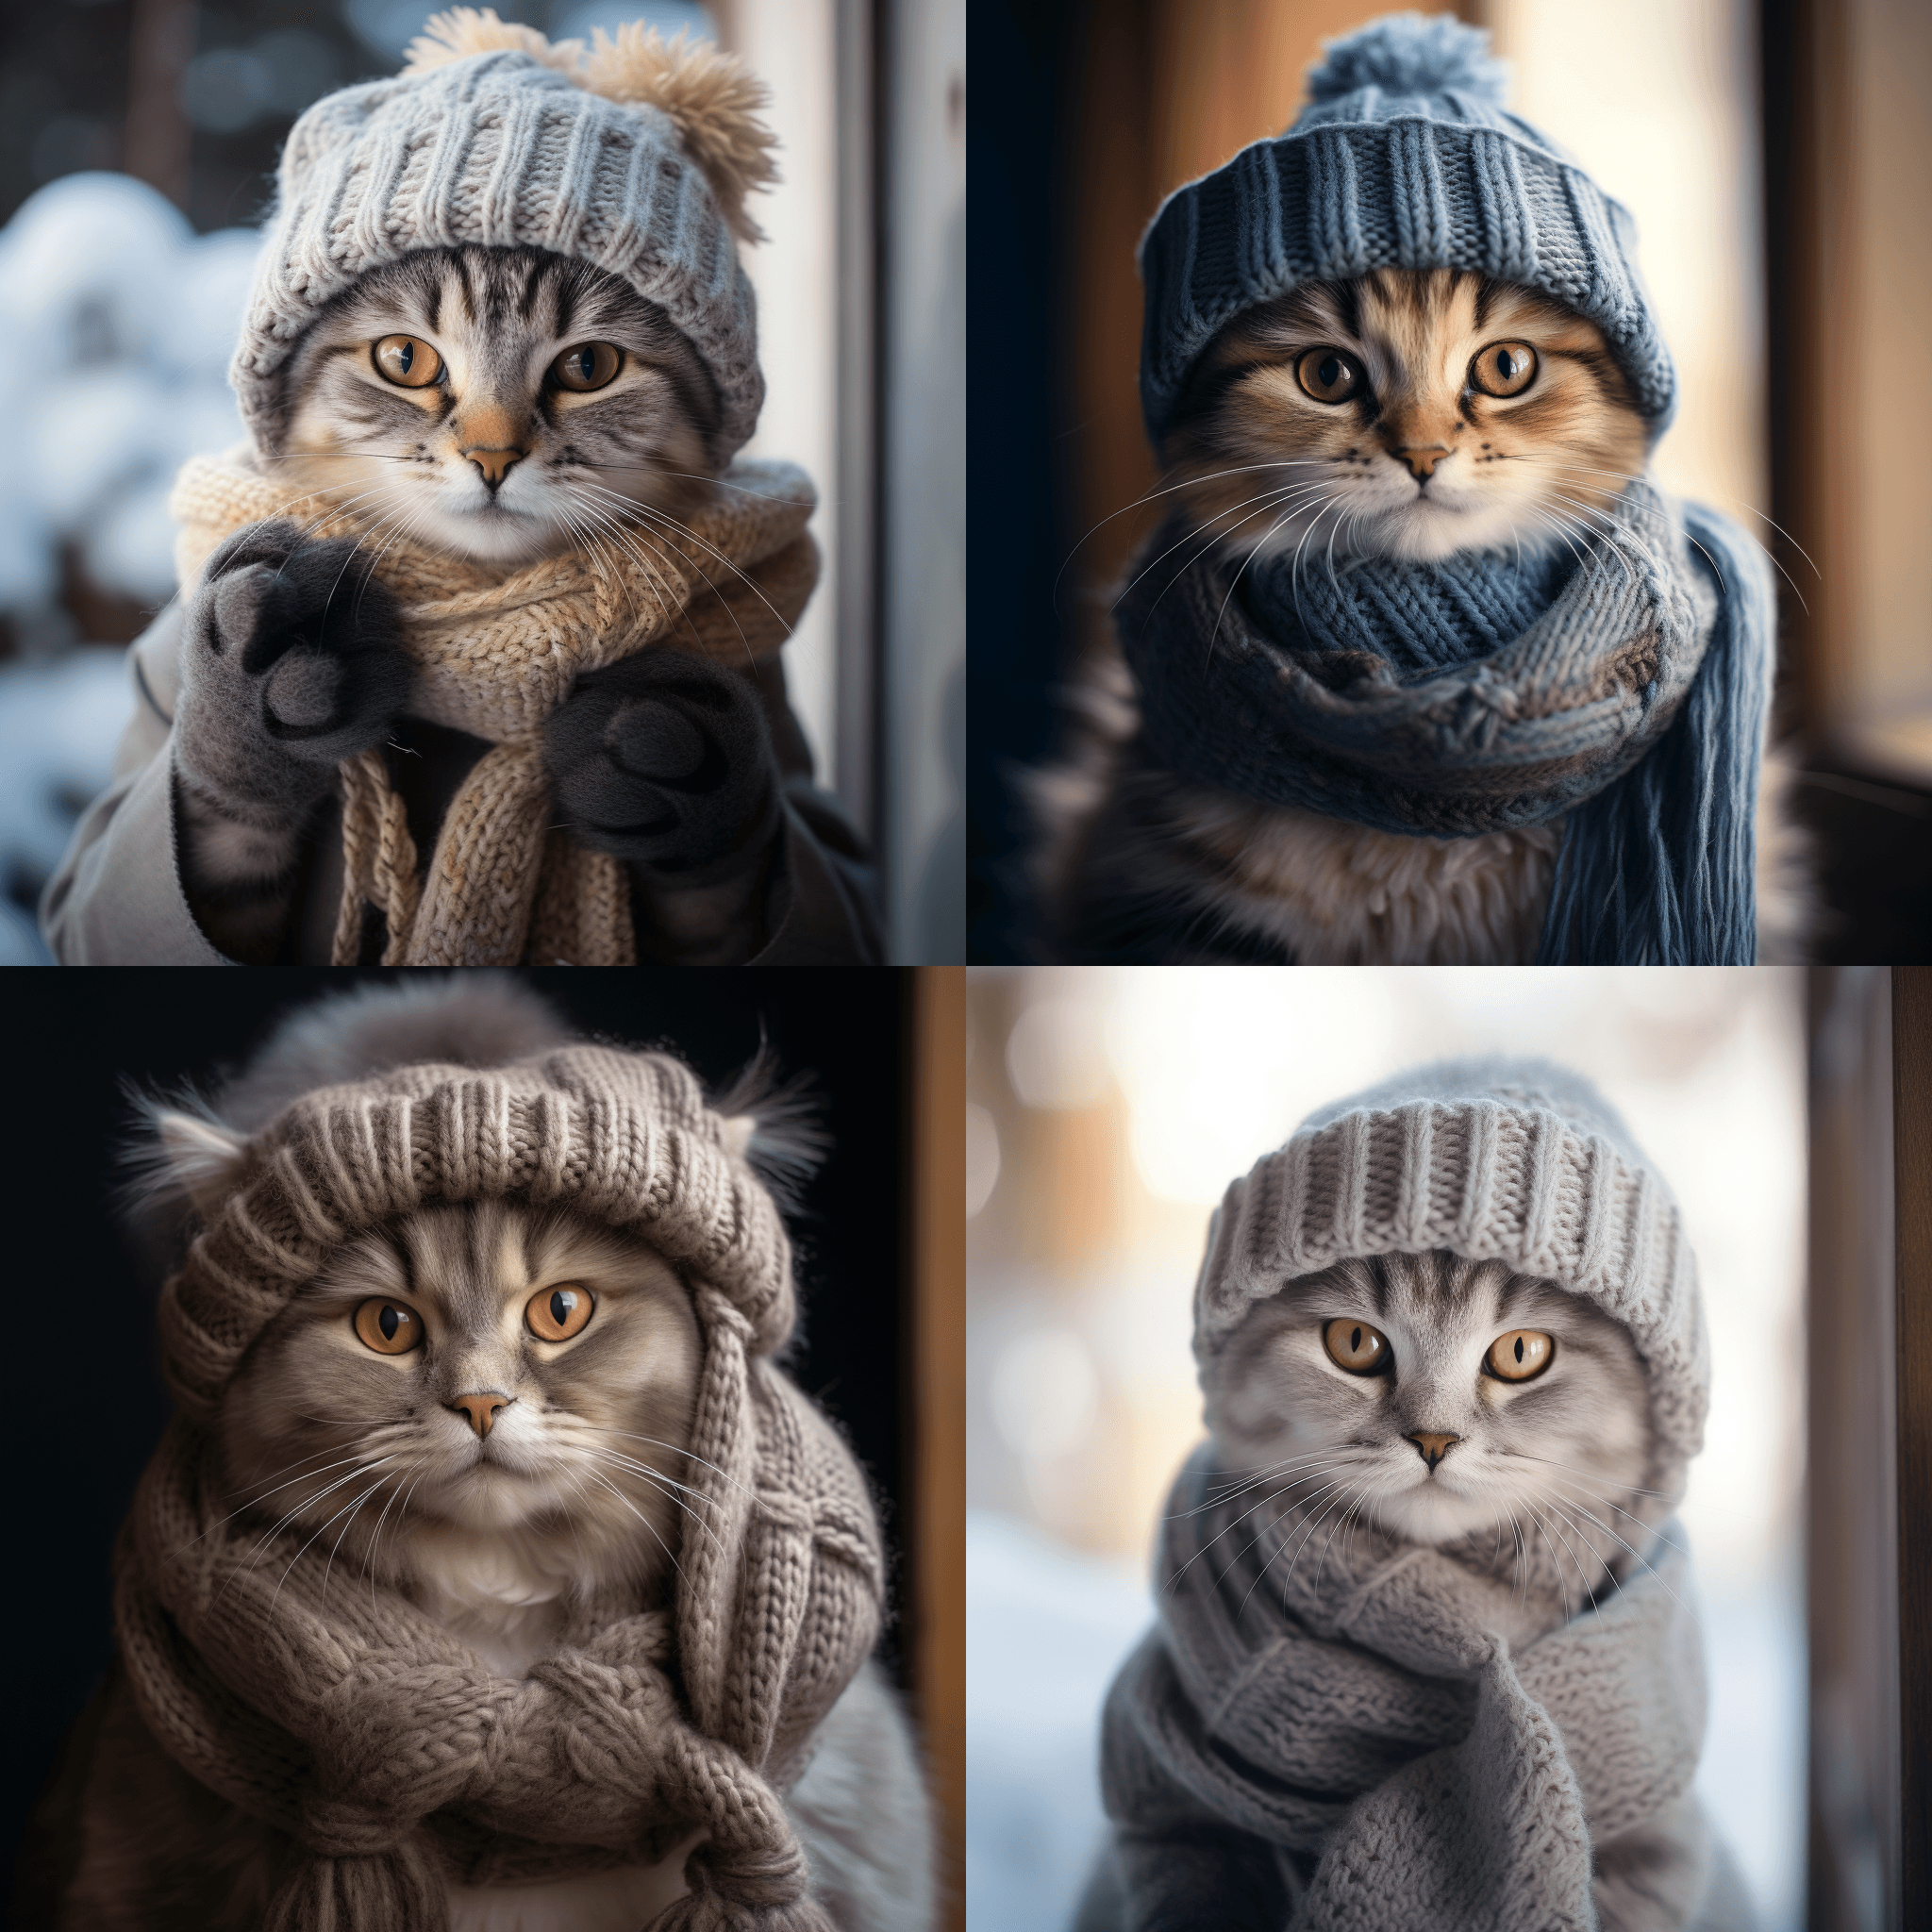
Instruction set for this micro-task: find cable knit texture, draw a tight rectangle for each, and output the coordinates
[118,1041,882,1932]
[232,40,764,458]
[1120,481,1775,964]
[169,450,817,966]
[1137,13,1675,444]
[1095,1059,1730,1930]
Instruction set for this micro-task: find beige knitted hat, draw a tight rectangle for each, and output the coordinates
[232,8,777,458]
[1192,1057,1709,1472]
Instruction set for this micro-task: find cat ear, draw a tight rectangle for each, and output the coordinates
[576,27,779,244]
[146,1109,250,1222]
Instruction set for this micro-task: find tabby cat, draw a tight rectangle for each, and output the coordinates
[1036,268,1806,963]
[173,244,802,964]
[25,979,932,1932]
[1196,1248,1717,1932]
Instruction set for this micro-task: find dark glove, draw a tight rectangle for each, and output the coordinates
[174,520,412,811]
[542,650,781,881]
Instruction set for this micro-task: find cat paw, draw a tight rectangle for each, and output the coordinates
[542,651,780,880]
[177,520,413,791]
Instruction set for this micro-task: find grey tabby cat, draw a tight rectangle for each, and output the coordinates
[22,978,933,1932]
[1081,1249,1750,1932]
[48,245,876,965]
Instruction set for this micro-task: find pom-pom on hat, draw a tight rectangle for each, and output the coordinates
[1137,10,1675,447]
[230,8,777,458]
[1191,1057,1709,1487]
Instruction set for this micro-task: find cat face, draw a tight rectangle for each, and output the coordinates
[1162,267,1648,566]
[219,1198,702,1602]
[273,244,724,566]
[1206,1249,1655,1584]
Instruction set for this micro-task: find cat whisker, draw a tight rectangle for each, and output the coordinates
[600,1430,761,1503]
[580,1467,688,1586]
[266,1463,397,1623]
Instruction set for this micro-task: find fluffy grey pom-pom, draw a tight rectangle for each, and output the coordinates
[1305,11,1508,106]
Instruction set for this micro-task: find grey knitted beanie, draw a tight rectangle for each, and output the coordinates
[1191,1056,1708,1475]
[160,1037,792,1423]
[231,9,774,458]
[1138,10,1675,447]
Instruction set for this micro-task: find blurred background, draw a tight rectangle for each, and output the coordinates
[965,966,1807,1932]
[0,0,964,963]
[968,0,1932,963]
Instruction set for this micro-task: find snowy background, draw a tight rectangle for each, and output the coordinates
[965,968,1807,1932]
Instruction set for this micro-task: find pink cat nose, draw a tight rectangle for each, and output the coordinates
[1407,1431,1459,1471]
[464,446,525,490]
[448,1391,513,1439]
[1393,444,1452,481]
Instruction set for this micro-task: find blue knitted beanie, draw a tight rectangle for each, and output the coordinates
[1138,11,1675,446]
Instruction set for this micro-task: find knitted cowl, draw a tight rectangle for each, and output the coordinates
[1119,480,1775,964]
[115,1041,882,1932]
[1096,1059,1730,1930]
[168,450,819,967]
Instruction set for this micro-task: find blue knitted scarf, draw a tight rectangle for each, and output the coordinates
[1117,482,1774,964]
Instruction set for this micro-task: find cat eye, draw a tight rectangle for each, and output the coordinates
[1469,341,1539,398]
[525,1284,594,1342]
[1296,347,1363,405]
[353,1297,425,1355]
[1486,1329,1555,1382]
[1323,1317,1391,1376]
[551,341,623,392]
[372,335,443,388]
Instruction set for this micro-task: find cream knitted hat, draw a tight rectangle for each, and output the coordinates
[231,8,776,458]
[1191,1057,1708,1471]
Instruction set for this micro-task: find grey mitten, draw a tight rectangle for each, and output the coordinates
[542,650,782,882]
[173,519,412,813]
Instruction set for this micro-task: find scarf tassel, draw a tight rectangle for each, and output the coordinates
[1538,506,1774,964]
[647,1844,840,1932]
[265,1841,445,1932]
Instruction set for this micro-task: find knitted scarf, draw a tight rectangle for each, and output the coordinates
[116,1040,884,1932]
[1100,1448,1714,1932]
[1117,481,1774,964]
[168,451,820,967]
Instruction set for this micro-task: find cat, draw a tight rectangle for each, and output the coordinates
[22,979,933,1932]
[169,242,813,966]
[1034,267,1810,964]
[1152,1248,1726,1932]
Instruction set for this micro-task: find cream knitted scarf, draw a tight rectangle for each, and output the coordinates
[115,1041,884,1932]
[169,451,820,966]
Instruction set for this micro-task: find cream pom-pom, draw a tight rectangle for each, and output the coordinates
[402,8,778,242]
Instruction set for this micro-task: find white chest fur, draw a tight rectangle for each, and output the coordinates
[409,1547,695,1932]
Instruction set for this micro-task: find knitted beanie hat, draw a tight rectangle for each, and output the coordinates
[1138,10,1675,447]
[1191,1056,1708,1480]
[230,8,775,458]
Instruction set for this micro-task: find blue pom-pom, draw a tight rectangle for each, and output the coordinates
[1306,12,1508,105]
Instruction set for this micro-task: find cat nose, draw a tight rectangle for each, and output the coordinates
[448,1391,513,1438]
[1393,444,1452,481]
[463,446,525,490]
[1407,1430,1459,1471]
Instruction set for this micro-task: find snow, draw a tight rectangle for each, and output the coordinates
[0,172,259,613]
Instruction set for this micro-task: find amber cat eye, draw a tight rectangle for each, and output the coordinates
[551,341,623,392]
[372,335,443,388]
[1469,341,1538,398]
[525,1284,594,1341]
[1486,1329,1555,1382]
[1323,1317,1391,1375]
[1296,347,1363,405]
[353,1297,424,1355]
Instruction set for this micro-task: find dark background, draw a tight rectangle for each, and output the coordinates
[5,965,912,1901]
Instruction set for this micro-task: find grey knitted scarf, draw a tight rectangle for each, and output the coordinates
[1117,481,1774,963]
[1099,1448,1714,1932]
